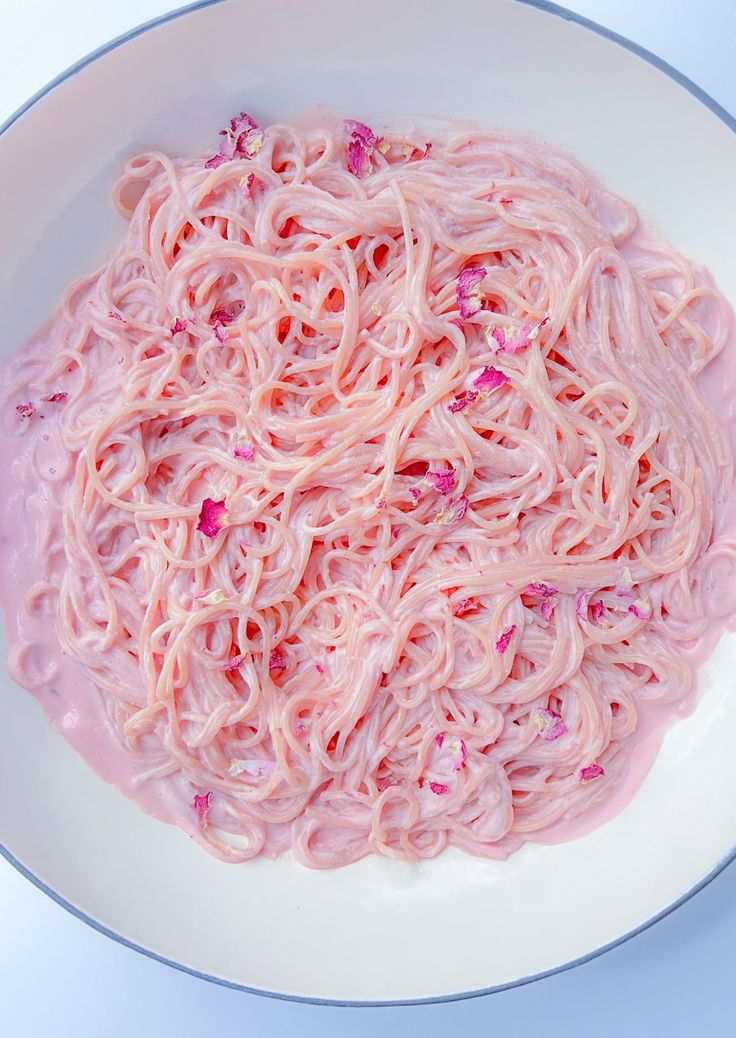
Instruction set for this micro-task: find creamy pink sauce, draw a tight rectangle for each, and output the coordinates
[1,113,736,867]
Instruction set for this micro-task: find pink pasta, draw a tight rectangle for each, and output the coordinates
[1,112,735,869]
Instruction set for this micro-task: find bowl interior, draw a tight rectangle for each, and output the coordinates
[0,0,735,1003]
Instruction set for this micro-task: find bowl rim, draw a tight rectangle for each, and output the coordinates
[0,0,734,1007]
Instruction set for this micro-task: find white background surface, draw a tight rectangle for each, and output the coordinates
[0,1,734,1035]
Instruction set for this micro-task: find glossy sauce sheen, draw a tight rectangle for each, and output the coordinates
[1,115,735,867]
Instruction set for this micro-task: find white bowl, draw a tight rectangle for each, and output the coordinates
[1,0,735,1005]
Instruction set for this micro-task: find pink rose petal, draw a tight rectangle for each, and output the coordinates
[505,323,533,355]
[435,494,468,525]
[193,588,226,605]
[213,323,228,344]
[222,653,246,671]
[629,597,652,621]
[196,498,228,538]
[495,624,517,654]
[429,781,449,796]
[615,568,635,597]
[576,590,592,621]
[234,440,255,461]
[448,390,479,414]
[193,792,212,830]
[453,738,467,772]
[456,267,486,321]
[490,327,507,352]
[240,172,256,199]
[409,485,422,505]
[207,112,263,167]
[170,317,187,334]
[453,495,469,521]
[580,764,605,782]
[425,468,456,495]
[525,582,558,598]
[532,708,567,742]
[269,649,287,672]
[211,307,235,325]
[474,365,510,392]
[229,758,277,778]
[435,733,445,748]
[345,120,382,178]
[204,152,229,169]
[540,597,556,622]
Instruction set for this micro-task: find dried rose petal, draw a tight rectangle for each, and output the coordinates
[240,172,256,199]
[615,568,635,597]
[505,324,533,355]
[453,597,476,618]
[451,738,467,772]
[269,649,287,672]
[376,498,387,510]
[315,663,325,675]
[223,653,246,671]
[345,120,379,146]
[170,317,187,334]
[207,112,263,167]
[227,112,264,158]
[107,311,125,323]
[238,539,249,555]
[456,267,486,321]
[629,597,652,621]
[490,319,546,354]
[229,758,277,778]
[42,392,68,404]
[532,708,567,742]
[347,139,372,178]
[204,152,229,170]
[541,597,556,622]
[453,495,469,521]
[495,624,516,654]
[403,141,432,161]
[16,402,35,419]
[345,119,382,178]
[196,498,228,538]
[193,792,212,829]
[490,327,507,352]
[429,781,449,796]
[425,468,456,495]
[525,582,558,598]
[580,764,605,782]
[576,590,591,621]
[591,599,607,626]
[409,486,422,505]
[236,126,264,158]
[194,588,226,605]
[448,390,478,414]
[474,365,510,392]
[213,323,228,344]
[211,307,235,325]
[234,440,255,461]
[435,733,445,748]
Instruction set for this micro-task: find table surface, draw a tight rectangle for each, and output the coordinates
[1,2,734,1035]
